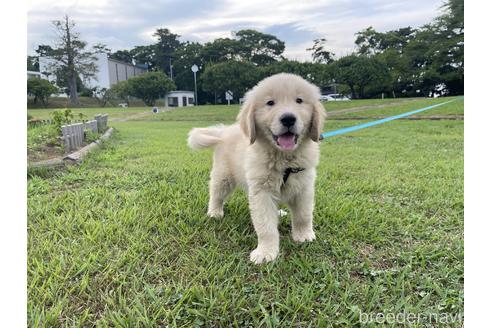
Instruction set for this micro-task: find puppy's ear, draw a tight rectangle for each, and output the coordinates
[237,99,256,144]
[310,101,327,142]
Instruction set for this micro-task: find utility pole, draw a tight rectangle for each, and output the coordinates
[169,57,173,80]
[191,64,199,106]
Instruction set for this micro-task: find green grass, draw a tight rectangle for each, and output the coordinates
[28,106,151,121]
[27,98,464,326]
[27,124,64,161]
[27,96,169,109]
[327,97,464,119]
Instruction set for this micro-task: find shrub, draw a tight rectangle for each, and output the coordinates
[84,129,99,143]
[77,113,87,122]
[27,78,59,107]
[51,109,74,133]
[93,87,122,107]
[109,81,132,106]
[126,72,176,106]
[79,88,93,97]
[27,124,60,150]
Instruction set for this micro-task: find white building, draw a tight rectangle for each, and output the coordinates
[38,53,147,89]
[165,91,195,107]
[27,71,42,79]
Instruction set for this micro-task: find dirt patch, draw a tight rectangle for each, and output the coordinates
[27,145,64,162]
[330,115,464,121]
[111,111,152,122]
[325,99,420,118]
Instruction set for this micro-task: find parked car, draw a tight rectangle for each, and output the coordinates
[319,93,350,102]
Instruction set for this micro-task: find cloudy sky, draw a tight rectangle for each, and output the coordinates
[27,0,445,61]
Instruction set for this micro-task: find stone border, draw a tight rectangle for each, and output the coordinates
[28,127,114,169]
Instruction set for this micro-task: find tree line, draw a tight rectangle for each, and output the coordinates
[28,0,462,106]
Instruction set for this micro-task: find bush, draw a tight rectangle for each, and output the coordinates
[27,78,59,107]
[50,109,74,133]
[27,124,60,150]
[84,129,99,143]
[126,72,176,106]
[109,81,132,106]
[79,88,93,97]
[77,113,87,122]
[93,87,116,107]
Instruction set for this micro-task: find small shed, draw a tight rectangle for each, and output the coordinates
[165,91,195,107]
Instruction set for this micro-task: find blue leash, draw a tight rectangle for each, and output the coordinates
[320,99,459,140]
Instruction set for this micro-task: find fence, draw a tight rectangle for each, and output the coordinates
[61,114,108,151]
[95,114,108,133]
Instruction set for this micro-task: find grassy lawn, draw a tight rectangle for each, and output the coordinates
[27,106,151,121]
[327,97,464,119]
[27,98,464,326]
[27,97,463,123]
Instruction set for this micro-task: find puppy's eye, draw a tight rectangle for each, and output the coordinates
[266,100,275,106]
[296,98,303,104]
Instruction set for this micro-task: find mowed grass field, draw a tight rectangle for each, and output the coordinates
[27,97,464,326]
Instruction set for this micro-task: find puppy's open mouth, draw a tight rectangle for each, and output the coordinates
[273,132,298,150]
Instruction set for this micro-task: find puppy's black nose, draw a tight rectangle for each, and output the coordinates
[280,114,296,127]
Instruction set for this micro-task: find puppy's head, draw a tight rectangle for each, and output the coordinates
[237,73,326,151]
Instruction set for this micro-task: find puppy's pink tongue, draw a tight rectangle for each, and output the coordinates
[277,134,296,150]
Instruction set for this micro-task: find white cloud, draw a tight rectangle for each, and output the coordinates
[27,0,445,60]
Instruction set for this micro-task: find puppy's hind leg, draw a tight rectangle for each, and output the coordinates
[207,168,235,218]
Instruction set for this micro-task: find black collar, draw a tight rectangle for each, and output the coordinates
[283,167,305,184]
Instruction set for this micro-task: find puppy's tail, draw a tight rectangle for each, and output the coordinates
[187,124,225,150]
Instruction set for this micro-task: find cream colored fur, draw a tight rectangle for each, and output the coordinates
[188,73,326,264]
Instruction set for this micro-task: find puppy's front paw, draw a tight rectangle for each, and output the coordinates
[249,247,279,264]
[207,208,224,219]
[292,228,316,243]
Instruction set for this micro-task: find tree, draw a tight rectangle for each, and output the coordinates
[201,61,259,103]
[200,29,286,67]
[259,60,335,90]
[27,78,58,107]
[92,87,114,107]
[41,15,101,105]
[125,71,176,106]
[173,42,204,90]
[307,38,335,64]
[92,43,111,55]
[109,80,132,105]
[355,26,416,56]
[233,29,285,66]
[27,56,39,71]
[411,0,463,95]
[153,28,181,75]
[201,38,244,64]
[353,0,463,96]
[110,50,134,63]
[129,45,156,70]
[172,42,207,103]
[334,55,390,98]
[35,45,55,57]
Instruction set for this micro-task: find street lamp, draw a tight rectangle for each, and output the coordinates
[191,64,199,106]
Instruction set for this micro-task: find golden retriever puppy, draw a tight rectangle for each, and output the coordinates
[188,73,326,264]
